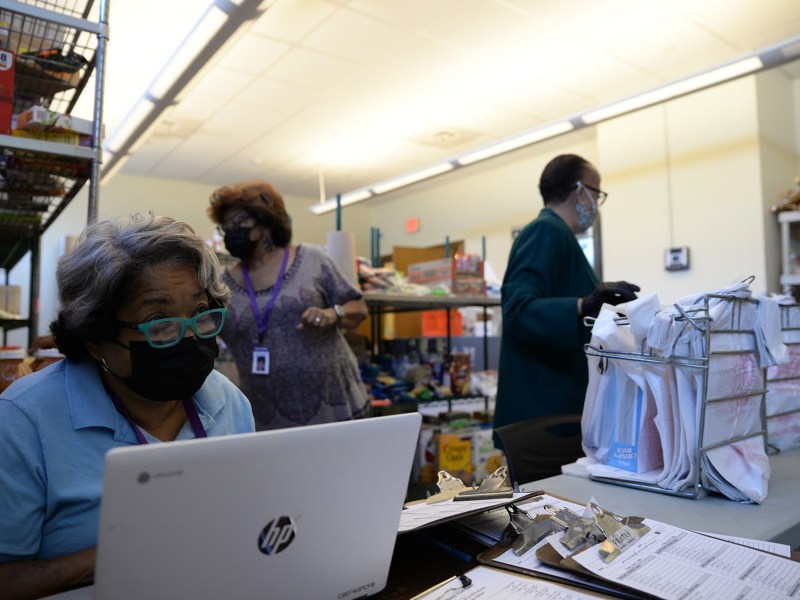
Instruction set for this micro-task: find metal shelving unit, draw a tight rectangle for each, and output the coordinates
[363,292,500,369]
[0,0,108,345]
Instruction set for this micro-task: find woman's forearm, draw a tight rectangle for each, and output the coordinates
[337,299,368,329]
[0,547,95,600]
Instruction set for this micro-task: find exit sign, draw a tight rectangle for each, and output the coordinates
[406,217,420,233]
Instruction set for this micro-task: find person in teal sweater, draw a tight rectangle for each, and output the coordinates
[493,154,639,445]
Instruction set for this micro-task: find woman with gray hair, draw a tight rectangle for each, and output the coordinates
[0,213,255,599]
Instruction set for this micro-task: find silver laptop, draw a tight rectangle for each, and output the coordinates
[94,413,422,600]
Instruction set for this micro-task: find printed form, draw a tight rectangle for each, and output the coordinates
[573,519,800,599]
[413,566,605,600]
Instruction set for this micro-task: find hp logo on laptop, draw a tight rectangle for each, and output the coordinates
[258,516,296,555]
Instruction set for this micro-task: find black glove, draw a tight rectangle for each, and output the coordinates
[580,281,641,318]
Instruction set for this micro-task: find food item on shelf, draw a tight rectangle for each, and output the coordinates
[771,176,800,213]
[449,351,471,395]
[16,104,93,135]
[11,128,80,145]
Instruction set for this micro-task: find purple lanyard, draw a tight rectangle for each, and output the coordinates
[241,246,290,342]
[103,378,207,444]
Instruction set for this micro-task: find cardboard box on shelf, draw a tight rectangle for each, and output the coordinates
[406,254,486,296]
[471,428,505,484]
[0,47,14,135]
[437,432,472,483]
[421,310,463,337]
[0,285,22,315]
[413,425,438,484]
[16,105,93,136]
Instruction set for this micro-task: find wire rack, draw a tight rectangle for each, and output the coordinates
[0,0,98,235]
[583,294,769,499]
[1,1,97,115]
[765,303,800,452]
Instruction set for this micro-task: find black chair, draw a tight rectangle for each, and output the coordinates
[493,414,584,486]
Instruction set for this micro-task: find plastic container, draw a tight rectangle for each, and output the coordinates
[449,351,471,395]
[31,347,65,372]
[0,346,33,393]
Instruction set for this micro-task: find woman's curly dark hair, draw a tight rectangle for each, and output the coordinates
[207,180,292,247]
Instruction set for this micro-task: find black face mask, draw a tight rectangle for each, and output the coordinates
[224,226,258,259]
[107,336,219,402]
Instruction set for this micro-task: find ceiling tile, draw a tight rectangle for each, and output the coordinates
[106,0,800,200]
[186,67,257,101]
[675,0,800,51]
[236,77,317,115]
[215,32,291,75]
[123,136,184,174]
[248,0,339,44]
[301,8,410,63]
[264,46,361,90]
[345,0,474,30]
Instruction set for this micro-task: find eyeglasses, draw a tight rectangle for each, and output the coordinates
[216,215,257,235]
[578,182,608,206]
[118,308,228,349]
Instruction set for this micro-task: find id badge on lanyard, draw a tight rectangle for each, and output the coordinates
[243,246,290,377]
[252,346,270,375]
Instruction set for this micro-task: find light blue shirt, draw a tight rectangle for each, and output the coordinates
[0,359,255,562]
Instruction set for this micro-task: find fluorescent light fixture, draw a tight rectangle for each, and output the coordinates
[228,0,274,7]
[309,189,373,215]
[457,121,575,166]
[371,162,454,195]
[147,5,228,100]
[780,40,800,59]
[582,56,763,124]
[103,97,155,154]
[341,189,373,205]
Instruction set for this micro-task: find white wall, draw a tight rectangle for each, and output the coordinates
[756,69,799,295]
[9,70,800,344]
[367,129,597,280]
[600,76,766,301]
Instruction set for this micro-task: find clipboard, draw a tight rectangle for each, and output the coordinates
[476,491,800,600]
[477,542,656,600]
[475,490,657,600]
[398,491,544,534]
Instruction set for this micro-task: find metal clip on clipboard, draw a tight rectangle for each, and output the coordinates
[590,503,651,563]
[425,471,469,504]
[500,503,559,556]
[545,505,604,551]
[453,466,513,501]
[545,502,650,562]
